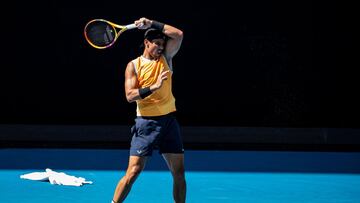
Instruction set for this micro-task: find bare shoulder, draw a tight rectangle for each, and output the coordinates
[125,61,136,76]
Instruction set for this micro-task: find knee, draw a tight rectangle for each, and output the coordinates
[125,165,143,184]
[172,166,185,180]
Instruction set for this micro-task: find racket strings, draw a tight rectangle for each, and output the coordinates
[86,22,116,47]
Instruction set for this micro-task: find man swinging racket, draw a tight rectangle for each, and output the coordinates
[111,17,186,203]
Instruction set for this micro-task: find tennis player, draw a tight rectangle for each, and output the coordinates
[111,17,186,203]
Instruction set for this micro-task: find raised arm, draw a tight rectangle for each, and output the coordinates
[162,23,183,59]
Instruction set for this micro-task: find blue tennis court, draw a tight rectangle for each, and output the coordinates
[1,148,360,203]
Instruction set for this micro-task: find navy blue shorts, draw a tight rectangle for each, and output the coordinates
[129,112,184,156]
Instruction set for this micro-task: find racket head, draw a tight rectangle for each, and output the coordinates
[84,19,119,49]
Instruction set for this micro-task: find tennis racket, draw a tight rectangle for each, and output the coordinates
[84,19,139,49]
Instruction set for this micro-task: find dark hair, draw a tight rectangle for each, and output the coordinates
[139,29,167,51]
[144,28,167,41]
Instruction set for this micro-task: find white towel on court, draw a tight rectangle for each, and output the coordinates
[20,168,93,186]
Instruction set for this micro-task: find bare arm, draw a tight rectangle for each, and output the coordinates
[125,62,170,103]
[162,23,183,60]
[124,62,140,103]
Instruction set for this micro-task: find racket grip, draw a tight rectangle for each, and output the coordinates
[126,22,144,30]
[126,24,137,30]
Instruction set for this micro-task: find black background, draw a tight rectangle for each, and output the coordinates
[1,1,358,128]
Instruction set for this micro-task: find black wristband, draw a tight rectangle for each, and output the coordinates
[151,20,165,31]
[139,87,152,99]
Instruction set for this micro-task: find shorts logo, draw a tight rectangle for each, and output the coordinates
[137,150,143,154]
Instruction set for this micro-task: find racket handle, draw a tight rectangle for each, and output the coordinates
[126,22,144,30]
[126,24,137,30]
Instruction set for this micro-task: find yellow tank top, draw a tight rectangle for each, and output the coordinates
[131,55,176,116]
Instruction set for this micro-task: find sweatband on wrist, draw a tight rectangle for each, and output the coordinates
[139,87,152,99]
[151,20,165,31]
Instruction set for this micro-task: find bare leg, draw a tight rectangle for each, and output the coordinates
[112,156,148,203]
[162,153,186,203]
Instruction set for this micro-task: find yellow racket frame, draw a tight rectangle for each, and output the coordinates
[84,19,137,49]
